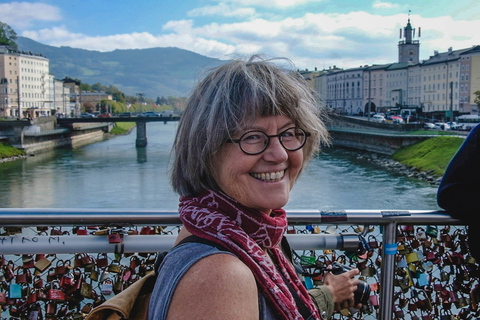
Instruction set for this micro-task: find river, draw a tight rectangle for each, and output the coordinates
[0,122,440,211]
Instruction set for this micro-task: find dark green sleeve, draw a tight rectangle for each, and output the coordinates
[308,286,334,319]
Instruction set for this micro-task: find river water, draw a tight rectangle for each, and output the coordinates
[0,122,440,211]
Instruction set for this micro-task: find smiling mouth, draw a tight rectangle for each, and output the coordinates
[249,170,285,182]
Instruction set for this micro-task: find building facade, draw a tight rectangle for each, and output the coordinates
[0,46,20,118]
[315,17,480,120]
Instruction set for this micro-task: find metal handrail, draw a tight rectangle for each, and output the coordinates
[0,208,460,226]
[0,208,464,320]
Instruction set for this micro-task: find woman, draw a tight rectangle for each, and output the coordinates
[148,55,360,320]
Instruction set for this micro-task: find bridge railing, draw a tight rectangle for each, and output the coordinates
[0,208,471,320]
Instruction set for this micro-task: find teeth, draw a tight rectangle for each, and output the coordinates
[250,170,285,182]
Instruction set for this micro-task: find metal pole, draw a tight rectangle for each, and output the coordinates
[379,221,397,320]
[0,208,461,227]
[0,234,355,255]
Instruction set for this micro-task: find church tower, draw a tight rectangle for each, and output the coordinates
[398,13,420,64]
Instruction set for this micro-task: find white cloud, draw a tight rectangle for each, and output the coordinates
[22,26,84,42]
[188,3,256,18]
[0,2,61,29]
[372,1,399,9]
[222,0,326,8]
[14,2,480,71]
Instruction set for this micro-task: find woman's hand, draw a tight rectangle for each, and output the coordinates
[323,267,362,310]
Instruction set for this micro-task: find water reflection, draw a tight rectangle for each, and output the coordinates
[0,122,439,211]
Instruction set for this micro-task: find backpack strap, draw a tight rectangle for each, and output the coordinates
[154,235,227,275]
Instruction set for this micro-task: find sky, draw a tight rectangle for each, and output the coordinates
[2,0,480,70]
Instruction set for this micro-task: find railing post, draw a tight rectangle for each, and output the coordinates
[379,221,397,320]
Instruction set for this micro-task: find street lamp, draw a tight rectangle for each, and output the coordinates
[136,93,145,113]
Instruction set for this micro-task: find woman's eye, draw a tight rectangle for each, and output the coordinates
[281,130,295,139]
[242,133,264,143]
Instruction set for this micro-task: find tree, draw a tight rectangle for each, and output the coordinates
[0,21,18,50]
[474,90,480,111]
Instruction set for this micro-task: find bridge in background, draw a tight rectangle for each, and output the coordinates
[57,115,180,147]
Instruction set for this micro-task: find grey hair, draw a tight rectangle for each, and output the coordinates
[171,55,330,197]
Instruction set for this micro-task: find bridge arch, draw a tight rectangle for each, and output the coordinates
[364,102,376,114]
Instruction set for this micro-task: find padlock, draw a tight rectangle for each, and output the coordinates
[425,225,438,238]
[76,226,89,235]
[406,251,419,264]
[34,256,52,272]
[90,265,99,281]
[96,253,109,268]
[416,272,429,287]
[369,294,379,308]
[81,253,95,270]
[368,235,379,248]
[81,302,93,314]
[360,265,376,277]
[47,281,65,301]
[100,279,113,295]
[27,288,37,305]
[80,281,96,299]
[22,254,35,268]
[55,260,66,275]
[113,275,124,294]
[108,231,123,244]
[0,291,7,304]
[59,271,76,290]
[140,226,152,235]
[45,301,56,315]
[15,268,29,284]
[27,302,42,320]
[9,283,23,299]
[46,267,57,282]
[50,226,62,235]
[108,260,123,273]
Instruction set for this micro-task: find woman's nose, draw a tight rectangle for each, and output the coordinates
[262,138,288,162]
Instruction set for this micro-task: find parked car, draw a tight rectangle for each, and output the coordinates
[160,110,174,117]
[140,111,160,117]
[372,114,386,122]
[387,115,404,124]
[119,112,132,118]
[98,113,112,118]
[434,122,450,130]
[446,121,462,130]
[423,122,435,129]
[80,113,96,118]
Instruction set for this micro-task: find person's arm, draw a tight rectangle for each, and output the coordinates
[166,253,259,320]
[309,286,334,319]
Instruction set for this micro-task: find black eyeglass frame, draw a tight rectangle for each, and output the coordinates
[226,127,311,155]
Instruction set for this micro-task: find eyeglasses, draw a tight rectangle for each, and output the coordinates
[226,127,311,155]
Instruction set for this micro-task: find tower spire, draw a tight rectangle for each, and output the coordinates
[398,11,420,64]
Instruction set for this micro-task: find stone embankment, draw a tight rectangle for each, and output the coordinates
[0,154,27,164]
[355,152,442,186]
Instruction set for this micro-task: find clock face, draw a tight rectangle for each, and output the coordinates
[408,50,414,56]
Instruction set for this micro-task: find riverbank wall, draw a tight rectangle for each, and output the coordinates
[0,116,112,157]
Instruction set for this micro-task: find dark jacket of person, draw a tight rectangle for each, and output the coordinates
[437,123,480,260]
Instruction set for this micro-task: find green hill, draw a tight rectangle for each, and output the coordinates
[16,37,223,98]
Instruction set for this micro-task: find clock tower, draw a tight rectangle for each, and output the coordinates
[398,14,420,64]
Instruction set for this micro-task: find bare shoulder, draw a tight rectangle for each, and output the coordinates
[166,252,259,320]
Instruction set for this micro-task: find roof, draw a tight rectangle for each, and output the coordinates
[386,62,411,70]
[422,47,471,66]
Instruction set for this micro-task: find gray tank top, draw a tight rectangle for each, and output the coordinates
[147,241,280,319]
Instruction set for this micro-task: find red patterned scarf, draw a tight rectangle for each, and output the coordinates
[179,189,320,320]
